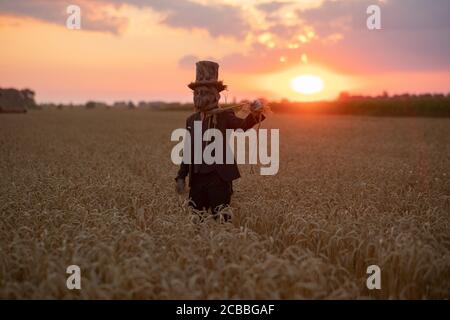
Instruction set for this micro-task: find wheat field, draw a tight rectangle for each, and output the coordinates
[0,109,449,299]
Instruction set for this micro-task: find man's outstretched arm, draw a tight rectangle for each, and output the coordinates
[226,109,265,131]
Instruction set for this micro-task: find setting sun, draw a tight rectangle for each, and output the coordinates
[291,75,324,95]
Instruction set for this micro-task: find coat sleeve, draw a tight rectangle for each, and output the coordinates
[175,118,190,181]
[225,110,265,131]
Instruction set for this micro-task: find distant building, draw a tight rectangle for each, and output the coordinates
[0,88,36,113]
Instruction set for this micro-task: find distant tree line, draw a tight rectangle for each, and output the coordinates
[269,92,450,117]
[5,88,449,117]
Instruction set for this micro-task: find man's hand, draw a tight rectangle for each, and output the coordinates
[175,178,185,194]
[250,99,263,115]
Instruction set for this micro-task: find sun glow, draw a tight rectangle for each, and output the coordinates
[254,64,355,102]
[291,75,324,94]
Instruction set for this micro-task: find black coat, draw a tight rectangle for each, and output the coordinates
[176,110,265,186]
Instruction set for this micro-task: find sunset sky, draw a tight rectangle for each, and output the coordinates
[0,0,449,103]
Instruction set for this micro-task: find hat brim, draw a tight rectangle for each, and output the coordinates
[188,80,227,92]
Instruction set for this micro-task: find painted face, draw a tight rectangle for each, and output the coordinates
[193,86,220,111]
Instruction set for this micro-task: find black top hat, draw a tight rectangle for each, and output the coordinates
[188,61,227,92]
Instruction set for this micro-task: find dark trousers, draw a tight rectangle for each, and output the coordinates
[189,171,232,217]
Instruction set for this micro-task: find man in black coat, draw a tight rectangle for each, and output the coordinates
[175,61,265,221]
